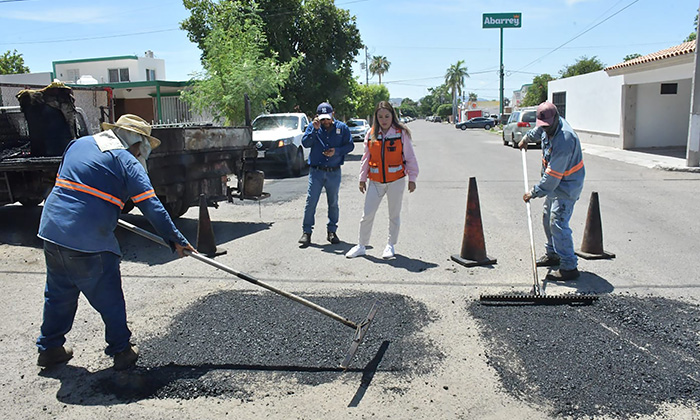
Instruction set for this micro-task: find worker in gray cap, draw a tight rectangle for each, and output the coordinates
[520,101,585,281]
[36,114,196,370]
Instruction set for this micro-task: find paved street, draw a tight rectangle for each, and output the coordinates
[0,120,698,419]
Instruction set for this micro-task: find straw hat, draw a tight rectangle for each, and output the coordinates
[101,114,161,150]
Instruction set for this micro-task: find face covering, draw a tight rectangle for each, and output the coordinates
[114,128,151,171]
[544,114,560,138]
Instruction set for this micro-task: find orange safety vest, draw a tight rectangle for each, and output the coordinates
[368,130,405,183]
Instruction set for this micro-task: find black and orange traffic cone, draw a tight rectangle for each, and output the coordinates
[451,177,497,267]
[575,191,615,260]
[196,194,227,257]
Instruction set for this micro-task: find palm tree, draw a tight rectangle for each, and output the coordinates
[445,60,469,123]
[369,56,391,84]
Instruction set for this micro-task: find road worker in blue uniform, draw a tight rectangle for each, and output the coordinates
[520,102,585,281]
[298,102,354,246]
[36,114,196,370]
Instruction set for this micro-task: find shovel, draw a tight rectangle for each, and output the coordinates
[117,219,380,369]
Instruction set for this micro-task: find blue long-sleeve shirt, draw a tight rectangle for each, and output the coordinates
[530,117,585,201]
[301,120,354,167]
[38,135,189,256]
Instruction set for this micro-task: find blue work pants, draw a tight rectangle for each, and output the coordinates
[302,167,342,234]
[36,241,131,356]
[542,195,578,270]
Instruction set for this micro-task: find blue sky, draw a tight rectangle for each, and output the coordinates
[1,0,697,103]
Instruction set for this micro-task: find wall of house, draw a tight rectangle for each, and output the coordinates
[55,57,166,84]
[548,70,625,148]
[634,78,692,148]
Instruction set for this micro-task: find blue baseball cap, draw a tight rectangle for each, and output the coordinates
[316,102,333,120]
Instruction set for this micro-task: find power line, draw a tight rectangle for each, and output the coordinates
[515,0,640,72]
[0,28,180,46]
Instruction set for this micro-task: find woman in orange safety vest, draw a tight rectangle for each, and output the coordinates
[345,101,419,259]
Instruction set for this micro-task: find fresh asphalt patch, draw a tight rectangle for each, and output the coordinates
[468,294,700,419]
[93,291,444,401]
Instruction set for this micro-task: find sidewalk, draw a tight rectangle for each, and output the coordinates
[581,144,700,173]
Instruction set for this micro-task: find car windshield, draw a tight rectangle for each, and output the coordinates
[347,120,365,127]
[252,116,299,131]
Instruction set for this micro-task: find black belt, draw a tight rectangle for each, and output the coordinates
[310,165,340,172]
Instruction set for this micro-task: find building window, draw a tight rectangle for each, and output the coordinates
[660,83,677,95]
[66,69,80,83]
[146,69,156,81]
[108,68,130,83]
[552,91,566,119]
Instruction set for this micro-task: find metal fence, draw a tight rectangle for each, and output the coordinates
[0,83,111,134]
[154,96,214,127]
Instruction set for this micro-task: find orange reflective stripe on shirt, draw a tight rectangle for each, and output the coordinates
[545,159,584,180]
[55,178,125,209]
[132,189,156,203]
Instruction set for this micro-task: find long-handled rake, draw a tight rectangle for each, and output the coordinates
[117,219,380,369]
[480,148,597,305]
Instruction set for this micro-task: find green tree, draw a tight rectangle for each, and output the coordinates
[468,92,478,102]
[445,60,469,122]
[436,103,452,119]
[369,56,391,84]
[0,50,30,74]
[352,83,389,122]
[559,56,605,78]
[521,74,554,107]
[181,2,300,125]
[623,53,642,62]
[684,10,698,42]
[181,0,362,116]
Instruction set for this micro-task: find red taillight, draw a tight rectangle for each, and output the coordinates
[517,122,531,127]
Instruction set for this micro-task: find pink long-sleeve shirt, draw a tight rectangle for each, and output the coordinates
[358,126,419,183]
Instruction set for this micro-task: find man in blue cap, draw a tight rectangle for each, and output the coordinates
[298,102,354,246]
[520,101,585,281]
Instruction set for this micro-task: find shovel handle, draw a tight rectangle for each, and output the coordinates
[116,219,358,329]
[521,149,541,295]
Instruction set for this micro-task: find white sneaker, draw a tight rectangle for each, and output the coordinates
[345,244,366,258]
[382,244,395,259]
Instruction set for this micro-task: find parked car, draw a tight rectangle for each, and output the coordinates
[502,107,538,148]
[252,113,310,176]
[347,118,369,142]
[455,117,494,130]
[432,116,442,123]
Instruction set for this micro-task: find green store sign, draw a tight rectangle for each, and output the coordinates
[483,13,522,29]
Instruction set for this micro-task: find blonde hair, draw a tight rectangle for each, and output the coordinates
[370,101,410,141]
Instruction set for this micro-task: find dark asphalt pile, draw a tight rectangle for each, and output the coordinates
[95,291,444,401]
[468,294,700,419]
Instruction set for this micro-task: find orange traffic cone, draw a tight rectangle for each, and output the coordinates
[451,177,497,267]
[575,191,615,260]
[196,194,227,257]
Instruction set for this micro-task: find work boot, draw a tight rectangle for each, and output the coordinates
[545,268,580,281]
[298,232,311,246]
[113,343,139,371]
[345,244,366,258]
[37,346,73,368]
[536,254,561,267]
[327,231,340,244]
[382,244,395,259]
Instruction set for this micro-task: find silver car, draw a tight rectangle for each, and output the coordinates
[502,107,539,148]
[347,118,369,142]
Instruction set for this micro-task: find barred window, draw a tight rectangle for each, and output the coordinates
[552,91,566,118]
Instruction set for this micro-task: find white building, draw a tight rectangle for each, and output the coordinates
[53,51,165,84]
[547,41,695,152]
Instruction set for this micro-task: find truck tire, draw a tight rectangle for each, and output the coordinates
[163,198,189,219]
[18,198,42,207]
[289,148,305,177]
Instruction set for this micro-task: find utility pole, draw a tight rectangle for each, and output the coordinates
[365,46,369,86]
[687,2,700,167]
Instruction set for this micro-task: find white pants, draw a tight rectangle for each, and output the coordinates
[357,177,406,246]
